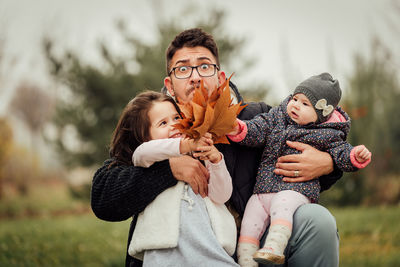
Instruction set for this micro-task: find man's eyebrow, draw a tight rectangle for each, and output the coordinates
[174,56,212,66]
[174,59,190,66]
[197,56,212,62]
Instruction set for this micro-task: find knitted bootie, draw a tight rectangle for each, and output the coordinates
[252,224,291,265]
[237,241,259,267]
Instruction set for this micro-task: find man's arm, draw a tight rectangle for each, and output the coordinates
[91,157,209,222]
[91,159,177,222]
[274,141,343,190]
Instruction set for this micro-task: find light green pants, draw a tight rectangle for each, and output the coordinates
[259,203,339,267]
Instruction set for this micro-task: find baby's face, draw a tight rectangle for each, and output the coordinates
[287,93,318,125]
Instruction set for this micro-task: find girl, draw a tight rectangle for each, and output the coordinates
[227,73,371,266]
[109,91,238,267]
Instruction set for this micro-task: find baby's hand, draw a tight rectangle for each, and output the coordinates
[354,145,371,163]
[227,119,240,136]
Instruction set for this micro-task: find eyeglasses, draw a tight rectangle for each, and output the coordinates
[168,64,219,79]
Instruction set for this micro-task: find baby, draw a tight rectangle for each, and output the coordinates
[228,73,371,266]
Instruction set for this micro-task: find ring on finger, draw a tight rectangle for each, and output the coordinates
[294,170,300,177]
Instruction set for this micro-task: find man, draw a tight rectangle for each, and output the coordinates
[91,28,340,267]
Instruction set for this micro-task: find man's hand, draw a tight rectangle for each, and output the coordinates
[169,155,209,197]
[274,141,334,183]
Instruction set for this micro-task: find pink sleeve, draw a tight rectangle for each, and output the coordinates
[350,146,371,169]
[227,119,248,142]
[206,156,233,204]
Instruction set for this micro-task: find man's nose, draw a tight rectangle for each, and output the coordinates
[189,67,202,84]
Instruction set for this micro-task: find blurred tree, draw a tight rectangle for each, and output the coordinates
[44,7,269,167]
[321,39,400,206]
[9,82,54,152]
[0,118,13,198]
[321,0,400,206]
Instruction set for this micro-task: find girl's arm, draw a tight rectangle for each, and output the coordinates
[193,133,233,204]
[133,138,203,167]
[205,157,233,204]
[133,139,182,167]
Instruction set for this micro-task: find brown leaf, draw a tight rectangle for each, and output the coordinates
[173,74,247,144]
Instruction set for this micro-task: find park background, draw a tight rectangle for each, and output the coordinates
[0,0,399,266]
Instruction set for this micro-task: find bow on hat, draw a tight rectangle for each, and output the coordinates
[315,99,334,117]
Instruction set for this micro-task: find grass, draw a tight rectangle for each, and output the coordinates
[0,214,130,267]
[331,206,400,267]
[0,182,399,266]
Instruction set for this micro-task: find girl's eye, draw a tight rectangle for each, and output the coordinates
[174,115,180,121]
[159,121,167,126]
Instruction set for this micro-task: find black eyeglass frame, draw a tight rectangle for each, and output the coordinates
[168,64,220,79]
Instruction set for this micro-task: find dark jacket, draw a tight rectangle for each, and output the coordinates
[90,82,343,267]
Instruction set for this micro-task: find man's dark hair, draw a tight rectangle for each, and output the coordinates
[165,28,220,75]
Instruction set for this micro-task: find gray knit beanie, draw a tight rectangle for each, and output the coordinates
[293,73,342,123]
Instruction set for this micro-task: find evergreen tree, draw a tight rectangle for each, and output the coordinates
[44,9,268,167]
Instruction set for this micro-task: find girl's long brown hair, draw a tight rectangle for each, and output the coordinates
[109,91,179,167]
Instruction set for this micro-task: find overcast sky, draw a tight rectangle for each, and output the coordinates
[0,0,397,113]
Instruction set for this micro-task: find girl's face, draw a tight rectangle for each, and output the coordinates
[287,93,318,125]
[148,101,182,140]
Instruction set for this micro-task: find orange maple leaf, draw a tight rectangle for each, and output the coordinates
[173,74,247,144]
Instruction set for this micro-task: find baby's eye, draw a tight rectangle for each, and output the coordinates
[303,102,309,106]
[174,115,181,121]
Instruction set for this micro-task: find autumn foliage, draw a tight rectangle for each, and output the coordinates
[173,75,246,144]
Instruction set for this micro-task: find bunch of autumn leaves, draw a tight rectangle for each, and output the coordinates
[173,76,246,144]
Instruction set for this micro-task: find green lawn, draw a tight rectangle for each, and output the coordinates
[0,214,130,266]
[331,206,400,267]
[0,206,399,266]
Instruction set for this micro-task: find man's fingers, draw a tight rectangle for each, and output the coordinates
[275,162,301,172]
[282,176,308,183]
[277,154,301,163]
[189,179,199,195]
[194,174,208,197]
[286,141,310,152]
[198,161,210,182]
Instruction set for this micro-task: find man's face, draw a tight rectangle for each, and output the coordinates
[164,46,226,104]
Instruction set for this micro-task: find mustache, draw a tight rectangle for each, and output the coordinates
[186,83,206,96]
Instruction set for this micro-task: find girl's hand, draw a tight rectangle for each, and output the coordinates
[192,133,222,163]
[354,145,371,163]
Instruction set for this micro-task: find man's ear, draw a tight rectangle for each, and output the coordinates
[164,77,174,97]
[218,71,226,86]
